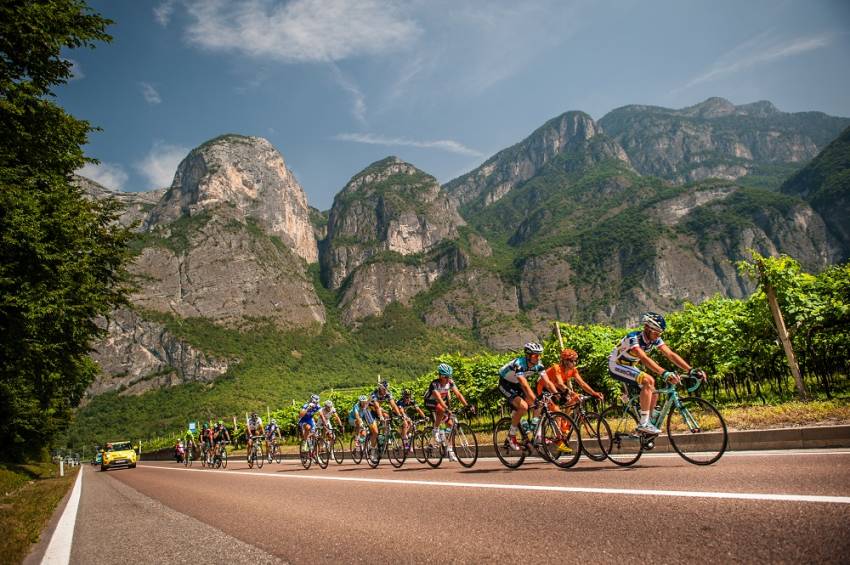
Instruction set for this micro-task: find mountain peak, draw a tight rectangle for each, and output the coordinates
[681,97,737,118]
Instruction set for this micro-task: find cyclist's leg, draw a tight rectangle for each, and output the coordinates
[609,359,655,429]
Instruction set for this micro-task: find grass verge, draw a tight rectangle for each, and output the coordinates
[0,461,78,564]
[720,399,850,431]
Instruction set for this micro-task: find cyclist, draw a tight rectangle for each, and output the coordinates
[544,348,605,406]
[246,412,264,455]
[200,422,213,460]
[184,427,197,461]
[397,389,427,420]
[609,312,706,435]
[212,420,231,461]
[265,418,283,462]
[317,400,343,438]
[498,342,547,451]
[424,363,473,462]
[348,395,379,449]
[298,394,323,451]
[370,380,406,446]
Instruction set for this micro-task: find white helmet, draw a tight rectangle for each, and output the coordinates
[324,400,334,408]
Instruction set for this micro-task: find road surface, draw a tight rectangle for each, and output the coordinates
[35,449,850,564]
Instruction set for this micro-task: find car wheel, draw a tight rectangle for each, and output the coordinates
[130,463,136,468]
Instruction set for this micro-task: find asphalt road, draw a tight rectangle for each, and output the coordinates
[54,450,850,564]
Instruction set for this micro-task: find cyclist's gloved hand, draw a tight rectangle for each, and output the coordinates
[662,371,680,384]
[689,368,707,381]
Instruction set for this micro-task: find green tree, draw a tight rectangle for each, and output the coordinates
[0,1,130,460]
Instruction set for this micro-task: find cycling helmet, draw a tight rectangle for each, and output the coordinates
[524,342,544,355]
[378,380,389,389]
[310,393,320,403]
[270,418,276,425]
[438,363,453,377]
[324,400,334,408]
[641,312,667,333]
[401,388,411,397]
[560,348,578,362]
[251,412,258,418]
[217,420,223,425]
[358,394,368,402]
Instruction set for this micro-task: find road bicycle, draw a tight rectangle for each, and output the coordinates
[246,435,265,469]
[183,442,195,467]
[213,440,229,469]
[493,391,582,469]
[598,371,728,466]
[365,415,406,469]
[409,416,431,464]
[267,438,283,464]
[350,428,367,465]
[560,393,609,462]
[299,426,330,470]
[322,425,345,465]
[417,405,478,468]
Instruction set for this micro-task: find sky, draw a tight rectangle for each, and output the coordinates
[58,0,850,210]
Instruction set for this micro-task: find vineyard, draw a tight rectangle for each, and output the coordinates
[138,253,850,452]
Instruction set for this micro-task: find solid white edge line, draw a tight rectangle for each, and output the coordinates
[144,464,850,505]
[41,466,84,565]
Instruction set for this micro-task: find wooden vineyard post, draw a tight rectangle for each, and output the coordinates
[553,321,574,393]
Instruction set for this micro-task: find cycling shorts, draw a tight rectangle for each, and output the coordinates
[298,416,314,429]
[608,357,652,391]
[498,378,527,404]
[424,397,445,411]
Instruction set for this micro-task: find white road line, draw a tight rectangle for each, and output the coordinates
[144,465,850,505]
[41,466,83,565]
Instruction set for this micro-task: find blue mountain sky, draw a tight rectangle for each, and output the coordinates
[58,0,850,210]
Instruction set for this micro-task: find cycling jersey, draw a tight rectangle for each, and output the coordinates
[499,356,544,384]
[396,397,417,410]
[425,378,454,400]
[608,330,665,387]
[247,416,263,435]
[318,406,337,420]
[370,388,393,403]
[299,401,321,427]
[348,402,375,426]
[539,365,579,395]
[264,423,279,437]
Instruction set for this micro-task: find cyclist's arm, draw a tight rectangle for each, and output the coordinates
[415,405,426,418]
[518,375,536,402]
[450,385,469,407]
[631,347,666,377]
[334,413,343,428]
[572,371,603,400]
[389,399,403,417]
[538,372,559,394]
[658,344,691,373]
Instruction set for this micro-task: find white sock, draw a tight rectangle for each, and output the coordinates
[640,411,650,425]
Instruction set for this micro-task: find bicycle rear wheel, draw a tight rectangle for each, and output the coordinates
[332,436,344,464]
[316,440,330,469]
[366,438,381,468]
[256,444,264,469]
[493,417,526,469]
[387,430,406,468]
[412,430,428,464]
[349,436,363,465]
[299,440,312,469]
[422,432,443,468]
[598,405,643,466]
[220,447,227,469]
[541,412,581,469]
[451,422,478,468]
[667,397,728,465]
[577,411,608,462]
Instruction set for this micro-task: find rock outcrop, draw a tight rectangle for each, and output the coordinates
[87,308,229,397]
[76,175,165,231]
[321,157,465,290]
[146,134,318,263]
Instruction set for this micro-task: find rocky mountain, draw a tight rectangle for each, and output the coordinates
[781,126,850,260]
[444,111,631,214]
[146,134,317,263]
[599,97,850,185]
[75,175,165,231]
[321,156,465,293]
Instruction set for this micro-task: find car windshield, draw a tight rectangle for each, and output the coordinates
[109,442,132,451]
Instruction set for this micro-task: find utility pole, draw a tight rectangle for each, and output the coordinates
[758,259,808,400]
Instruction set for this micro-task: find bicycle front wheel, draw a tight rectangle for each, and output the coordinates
[667,397,728,465]
[598,405,643,466]
[412,430,428,464]
[451,422,478,468]
[299,441,312,470]
[246,446,253,469]
[256,444,264,469]
[349,436,363,465]
[577,411,609,462]
[366,439,381,468]
[220,447,227,469]
[386,430,406,468]
[493,417,525,469]
[423,432,443,469]
[542,412,581,469]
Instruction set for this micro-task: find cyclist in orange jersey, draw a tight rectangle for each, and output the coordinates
[540,348,605,406]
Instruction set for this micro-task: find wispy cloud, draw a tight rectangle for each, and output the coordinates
[329,64,367,125]
[64,58,84,81]
[678,32,833,91]
[76,162,129,191]
[134,142,189,189]
[183,0,421,63]
[335,133,483,157]
[140,82,162,104]
[154,0,177,27]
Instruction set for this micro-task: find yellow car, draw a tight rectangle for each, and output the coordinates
[101,441,137,471]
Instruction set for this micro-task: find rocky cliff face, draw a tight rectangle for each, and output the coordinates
[444,111,631,213]
[321,157,465,290]
[599,97,850,184]
[87,308,229,398]
[146,134,318,263]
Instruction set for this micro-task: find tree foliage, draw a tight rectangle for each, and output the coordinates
[0,1,130,460]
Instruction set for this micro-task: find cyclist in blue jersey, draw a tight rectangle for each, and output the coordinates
[298,394,322,451]
[349,395,378,449]
[370,380,407,444]
[608,312,706,435]
[499,342,557,450]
